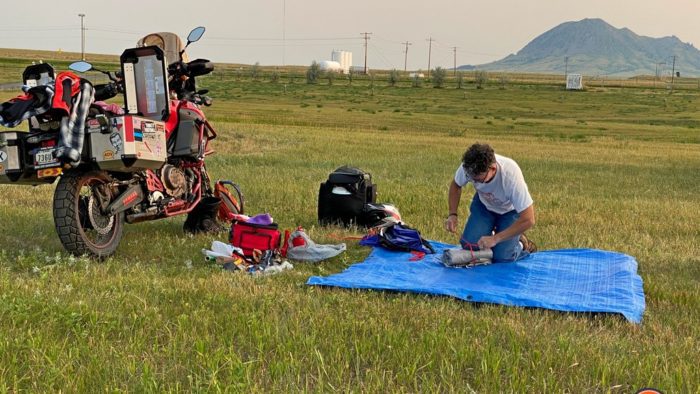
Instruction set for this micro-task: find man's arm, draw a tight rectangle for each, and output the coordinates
[445,180,462,233]
[477,204,535,249]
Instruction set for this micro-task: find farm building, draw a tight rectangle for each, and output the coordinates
[319,50,352,74]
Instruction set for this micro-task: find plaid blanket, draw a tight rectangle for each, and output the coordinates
[55,80,94,167]
[0,85,54,127]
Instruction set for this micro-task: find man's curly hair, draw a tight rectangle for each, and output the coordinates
[462,143,495,177]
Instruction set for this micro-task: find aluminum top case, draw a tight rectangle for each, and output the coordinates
[120,45,170,121]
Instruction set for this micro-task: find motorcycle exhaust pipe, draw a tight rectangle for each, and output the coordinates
[126,208,159,224]
[105,184,145,216]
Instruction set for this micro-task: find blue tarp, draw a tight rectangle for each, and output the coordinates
[307,242,646,323]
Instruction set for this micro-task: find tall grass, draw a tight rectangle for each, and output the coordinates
[0,58,698,392]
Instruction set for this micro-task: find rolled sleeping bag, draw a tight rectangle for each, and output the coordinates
[442,248,493,267]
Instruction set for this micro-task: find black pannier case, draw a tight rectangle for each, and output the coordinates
[318,166,376,227]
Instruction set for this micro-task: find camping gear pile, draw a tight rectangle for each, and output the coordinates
[202,213,291,275]
[203,164,422,273]
[202,211,347,274]
[202,240,293,276]
[201,164,498,272]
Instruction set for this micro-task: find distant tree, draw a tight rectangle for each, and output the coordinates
[456,72,465,89]
[475,70,488,89]
[432,67,446,88]
[270,70,280,83]
[369,73,375,88]
[412,70,423,88]
[306,61,321,84]
[251,62,260,80]
[347,71,354,85]
[499,74,509,89]
[388,69,400,87]
[326,70,336,86]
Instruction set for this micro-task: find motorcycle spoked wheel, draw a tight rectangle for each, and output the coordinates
[53,170,124,258]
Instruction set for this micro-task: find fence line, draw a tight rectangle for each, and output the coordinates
[205,66,700,91]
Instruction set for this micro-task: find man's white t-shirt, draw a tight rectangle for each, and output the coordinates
[454,154,533,214]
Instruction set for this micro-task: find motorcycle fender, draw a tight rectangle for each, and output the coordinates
[106,184,145,215]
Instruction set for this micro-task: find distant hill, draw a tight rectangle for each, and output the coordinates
[460,18,700,77]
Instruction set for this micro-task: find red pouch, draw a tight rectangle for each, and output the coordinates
[229,221,281,257]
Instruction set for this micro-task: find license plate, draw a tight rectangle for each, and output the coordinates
[34,148,59,169]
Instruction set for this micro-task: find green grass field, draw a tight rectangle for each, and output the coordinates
[0,51,699,392]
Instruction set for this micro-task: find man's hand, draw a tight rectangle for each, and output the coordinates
[444,215,459,233]
[477,235,498,250]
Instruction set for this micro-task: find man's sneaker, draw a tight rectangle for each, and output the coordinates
[519,233,537,253]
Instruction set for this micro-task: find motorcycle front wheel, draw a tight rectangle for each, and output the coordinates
[53,170,124,258]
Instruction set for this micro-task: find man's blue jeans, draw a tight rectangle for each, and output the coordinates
[460,194,526,262]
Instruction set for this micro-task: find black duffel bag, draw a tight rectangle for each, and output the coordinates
[318,166,376,227]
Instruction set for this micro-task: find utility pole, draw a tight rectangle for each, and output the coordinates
[670,55,676,93]
[282,0,286,66]
[361,32,372,75]
[655,61,665,89]
[427,37,434,78]
[402,41,411,72]
[452,46,458,76]
[78,13,86,60]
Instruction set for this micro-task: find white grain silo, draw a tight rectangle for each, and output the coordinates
[331,50,352,74]
[319,60,342,73]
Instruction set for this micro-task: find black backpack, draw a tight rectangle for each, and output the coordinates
[318,166,377,227]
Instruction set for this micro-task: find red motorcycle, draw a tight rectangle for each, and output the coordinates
[0,27,242,257]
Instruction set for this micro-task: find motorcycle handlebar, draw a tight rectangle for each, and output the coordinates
[183,91,213,106]
[94,82,120,101]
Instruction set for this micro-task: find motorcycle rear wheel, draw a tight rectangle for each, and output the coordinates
[53,170,124,258]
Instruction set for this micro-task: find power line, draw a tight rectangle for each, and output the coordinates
[368,41,398,70]
[90,28,142,35]
[372,35,405,45]
[0,27,76,32]
[207,36,358,42]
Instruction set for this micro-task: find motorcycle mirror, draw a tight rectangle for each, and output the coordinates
[187,27,206,44]
[69,61,93,73]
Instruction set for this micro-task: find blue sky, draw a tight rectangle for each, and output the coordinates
[2,0,698,70]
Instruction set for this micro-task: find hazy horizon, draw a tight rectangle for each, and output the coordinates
[2,0,699,71]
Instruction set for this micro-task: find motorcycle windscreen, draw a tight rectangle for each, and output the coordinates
[120,46,169,121]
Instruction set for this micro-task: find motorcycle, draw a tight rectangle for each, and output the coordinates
[0,26,243,257]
